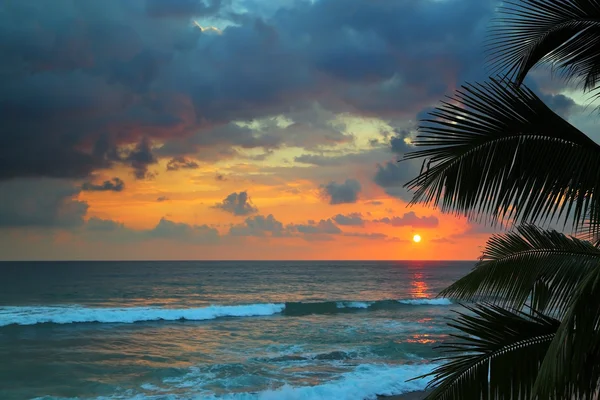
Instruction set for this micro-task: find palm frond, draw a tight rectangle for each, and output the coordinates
[415,304,560,400]
[534,265,600,399]
[487,0,600,91]
[577,201,600,243]
[403,78,600,235]
[440,225,600,316]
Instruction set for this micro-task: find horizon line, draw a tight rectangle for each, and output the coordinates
[0,259,477,263]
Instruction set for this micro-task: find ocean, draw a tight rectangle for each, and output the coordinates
[0,261,472,400]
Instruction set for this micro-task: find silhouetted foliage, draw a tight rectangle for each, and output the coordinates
[404,1,600,398]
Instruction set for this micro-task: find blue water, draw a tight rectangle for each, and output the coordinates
[0,261,472,400]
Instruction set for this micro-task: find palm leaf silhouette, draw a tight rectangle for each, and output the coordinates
[488,0,600,92]
[403,78,600,236]
[413,304,560,400]
[440,225,600,316]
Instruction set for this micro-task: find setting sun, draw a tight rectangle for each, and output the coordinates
[413,234,422,243]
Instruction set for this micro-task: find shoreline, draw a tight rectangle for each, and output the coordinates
[378,391,427,400]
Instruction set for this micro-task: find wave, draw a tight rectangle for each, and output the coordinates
[398,298,453,306]
[260,349,363,363]
[0,298,452,326]
[283,298,452,316]
[34,362,439,400]
[225,363,436,400]
[336,301,372,309]
[0,303,285,327]
[181,363,437,400]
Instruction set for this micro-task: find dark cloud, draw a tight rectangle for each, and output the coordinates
[166,156,200,171]
[374,211,439,229]
[332,213,365,226]
[294,154,344,167]
[157,106,354,160]
[214,191,259,216]
[374,161,409,187]
[373,161,416,200]
[81,177,125,192]
[541,93,578,119]
[321,179,361,204]
[82,216,220,244]
[389,129,413,155]
[124,138,158,180]
[229,214,287,237]
[0,179,88,227]
[86,217,125,231]
[367,201,383,206]
[156,123,277,160]
[292,219,342,235]
[229,215,344,240]
[148,217,219,243]
[80,211,396,244]
[293,149,384,168]
[156,196,170,202]
[0,0,503,181]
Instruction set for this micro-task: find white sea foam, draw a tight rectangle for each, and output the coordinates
[1,298,452,327]
[0,303,285,326]
[335,301,372,309]
[34,361,436,400]
[398,298,452,306]
[196,363,436,400]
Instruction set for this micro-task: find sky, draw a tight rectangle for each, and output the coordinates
[0,0,597,261]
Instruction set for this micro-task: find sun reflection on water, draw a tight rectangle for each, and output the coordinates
[405,334,437,344]
[410,273,430,298]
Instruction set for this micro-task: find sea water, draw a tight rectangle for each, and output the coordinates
[0,260,472,400]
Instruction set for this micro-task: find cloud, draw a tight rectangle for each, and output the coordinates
[81,177,125,192]
[229,214,287,237]
[86,217,126,231]
[292,219,342,235]
[373,161,415,200]
[374,211,439,228]
[541,93,578,119]
[0,0,501,182]
[332,213,365,226]
[124,138,158,180]
[166,156,200,171]
[214,191,259,216]
[374,161,409,187]
[321,179,361,204]
[82,216,220,244]
[389,129,414,155]
[157,106,354,161]
[156,196,170,202]
[148,217,219,243]
[294,154,344,167]
[0,179,88,227]
[343,232,389,240]
[229,215,346,240]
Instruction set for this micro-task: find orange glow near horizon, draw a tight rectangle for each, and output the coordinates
[5,123,494,261]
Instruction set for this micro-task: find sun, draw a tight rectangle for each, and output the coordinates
[413,234,422,243]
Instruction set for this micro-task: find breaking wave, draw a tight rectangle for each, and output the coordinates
[0,298,452,326]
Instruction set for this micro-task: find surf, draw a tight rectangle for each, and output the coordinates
[0,298,452,326]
